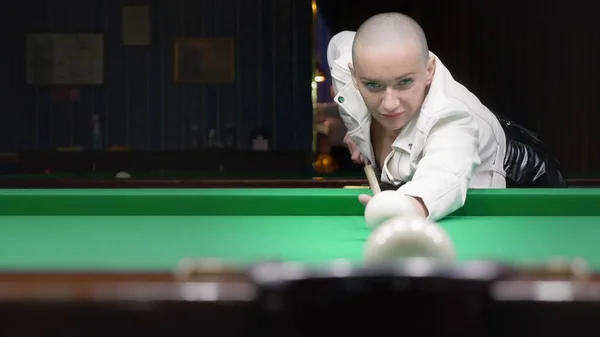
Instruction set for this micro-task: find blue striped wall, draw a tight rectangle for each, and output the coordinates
[0,0,314,152]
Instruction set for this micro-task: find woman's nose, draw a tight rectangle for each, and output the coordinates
[381,91,400,112]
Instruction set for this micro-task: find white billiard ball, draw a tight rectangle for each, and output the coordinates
[364,216,456,265]
[364,190,421,229]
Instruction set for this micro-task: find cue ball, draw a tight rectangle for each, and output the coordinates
[364,190,421,229]
[364,216,456,265]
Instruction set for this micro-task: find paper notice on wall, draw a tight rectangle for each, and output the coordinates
[122,6,151,46]
[26,33,104,85]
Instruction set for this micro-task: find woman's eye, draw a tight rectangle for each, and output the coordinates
[398,78,414,86]
[364,82,381,90]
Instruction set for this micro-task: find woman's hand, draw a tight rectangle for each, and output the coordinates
[344,134,369,165]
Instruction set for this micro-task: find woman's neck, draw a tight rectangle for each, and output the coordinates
[371,117,401,139]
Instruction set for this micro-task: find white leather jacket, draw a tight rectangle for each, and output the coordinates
[327,31,507,221]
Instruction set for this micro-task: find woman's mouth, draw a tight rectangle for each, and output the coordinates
[382,112,404,118]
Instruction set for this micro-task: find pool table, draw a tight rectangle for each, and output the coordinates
[1,187,599,271]
[1,187,600,336]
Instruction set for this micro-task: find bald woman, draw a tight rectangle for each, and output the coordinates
[327,13,507,221]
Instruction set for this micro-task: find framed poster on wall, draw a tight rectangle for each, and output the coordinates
[174,37,235,83]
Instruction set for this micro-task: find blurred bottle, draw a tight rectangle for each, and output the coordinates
[92,114,102,150]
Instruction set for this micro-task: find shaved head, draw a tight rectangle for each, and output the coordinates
[352,12,429,65]
[348,12,436,132]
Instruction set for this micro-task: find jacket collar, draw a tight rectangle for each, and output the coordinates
[391,116,419,153]
[333,81,369,131]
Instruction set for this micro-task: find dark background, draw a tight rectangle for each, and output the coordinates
[0,0,598,177]
[0,0,313,154]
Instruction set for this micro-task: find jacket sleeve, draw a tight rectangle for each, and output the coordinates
[397,110,481,221]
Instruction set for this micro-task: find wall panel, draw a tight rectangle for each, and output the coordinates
[0,0,314,152]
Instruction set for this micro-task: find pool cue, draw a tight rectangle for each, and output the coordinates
[364,164,381,195]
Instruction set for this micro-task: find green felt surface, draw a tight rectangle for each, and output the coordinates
[1,216,599,270]
[0,188,599,271]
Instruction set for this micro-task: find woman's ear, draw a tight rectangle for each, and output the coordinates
[425,56,436,85]
[349,62,359,89]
